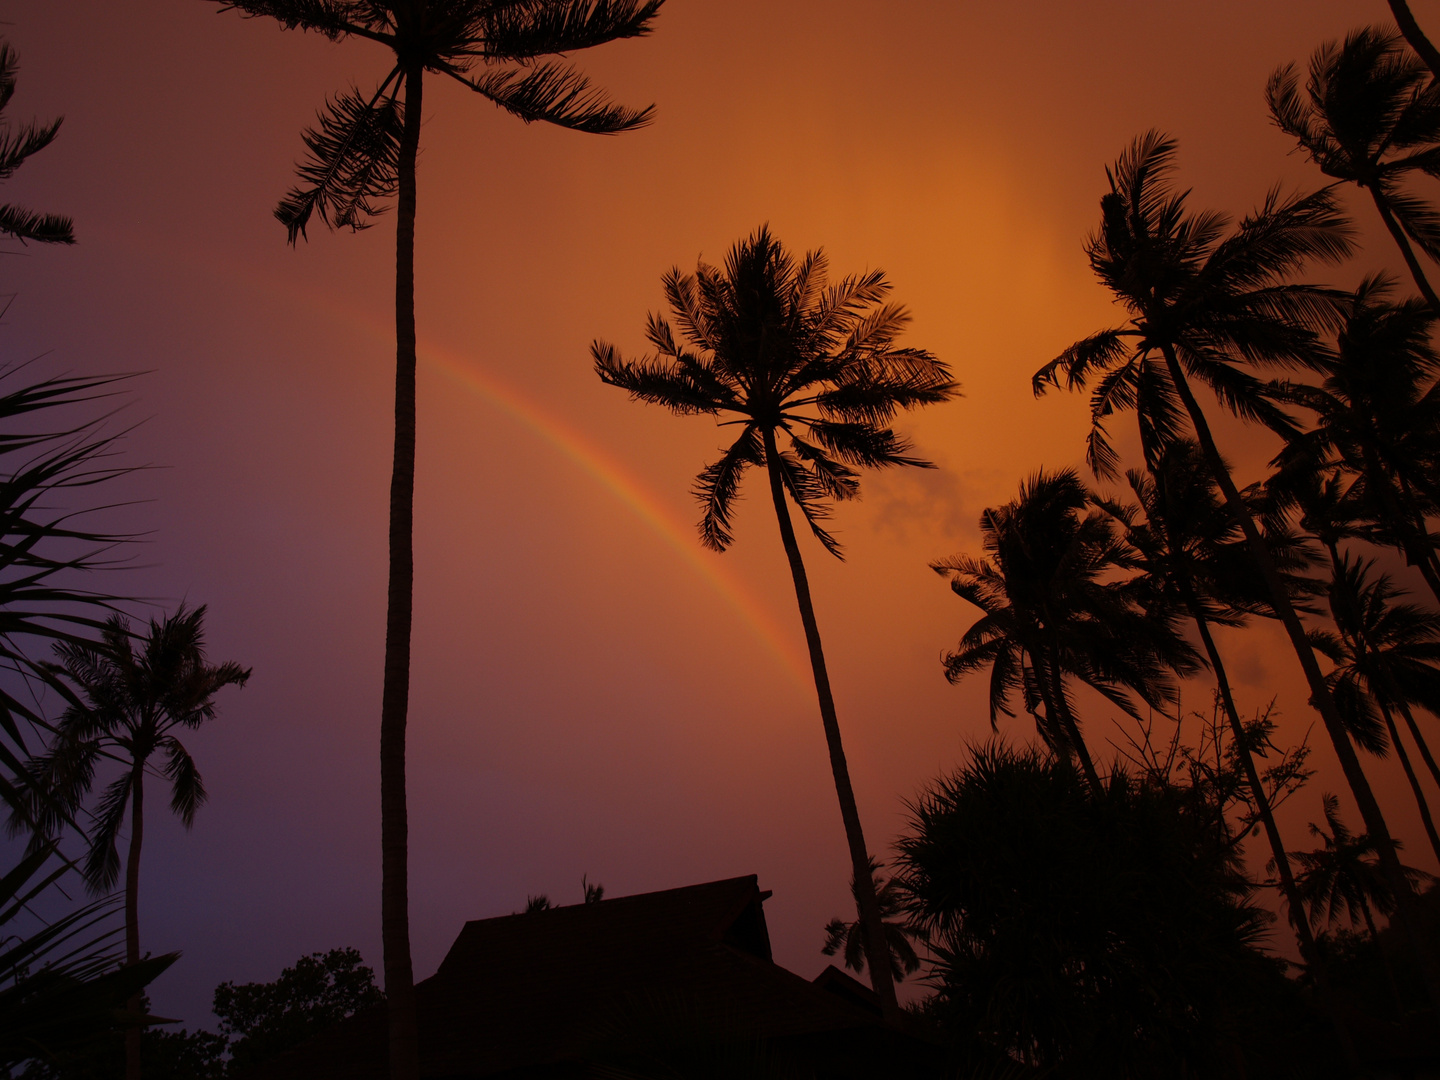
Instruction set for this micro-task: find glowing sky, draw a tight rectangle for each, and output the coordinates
[4,0,1437,1025]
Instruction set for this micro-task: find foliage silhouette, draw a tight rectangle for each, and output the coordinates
[207,3,662,1073]
[1389,0,1440,82]
[1269,26,1440,311]
[819,858,922,983]
[0,42,73,246]
[933,467,1195,791]
[897,741,1283,1076]
[594,225,956,1017]
[13,605,249,1080]
[1033,131,1440,1000]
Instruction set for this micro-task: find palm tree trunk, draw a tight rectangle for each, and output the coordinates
[125,770,143,1080]
[1389,0,1440,83]
[759,427,898,1021]
[1159,342,1440,1004]
[1397,699,1440,791]
[1380,702,1440,864]
[1361,899,1407,1011]
[1371,188,1440,316]
[1040,649,1103,793]
[380,63,422,1080]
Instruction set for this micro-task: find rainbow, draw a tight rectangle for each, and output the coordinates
[412,337,812,689]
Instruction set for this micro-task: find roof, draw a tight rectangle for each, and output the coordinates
[254,875,907,1080]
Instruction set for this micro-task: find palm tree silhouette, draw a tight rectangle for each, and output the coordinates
[593,225,956,1017]
[16,605,249,1080]
[820,858,922,984]
[0,41,74,245]
[1312,553,1440,865]
[1389,1,1440,82]
[1268,27,1440,311]
[1095,442,1325,964]
[1034,132,1440,998]
[933,468,1192,793]
[208,5,661,1071]
[1273,278,1440,603]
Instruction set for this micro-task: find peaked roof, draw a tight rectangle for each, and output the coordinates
[255,875,894,1080]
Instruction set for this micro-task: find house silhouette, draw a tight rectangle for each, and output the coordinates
[252,875,934,1078]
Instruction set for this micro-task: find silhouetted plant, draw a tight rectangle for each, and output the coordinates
[897,741,1279,1075]
[1032,131,1440,999]
[1269,26,1440,310]
[820,858,923,983]
[1389,0,1440,82]
[13,605,249,1080]
[583,875,605,904]
[207,4,662,1072]
[593,225,956,1017]
[933,468,1194,792]
[0,41,73,245]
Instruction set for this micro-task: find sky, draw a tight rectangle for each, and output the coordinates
[4,0,1439,1027]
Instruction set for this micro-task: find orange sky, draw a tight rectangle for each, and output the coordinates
[4,0,1437,1024]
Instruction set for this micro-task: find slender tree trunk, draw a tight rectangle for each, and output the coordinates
[381,63,422,1080]
[1397,699,1440,792]
[1040,649,1103,794]
[759,428,898,1021]
[1389,0,1440,83]
[1159,342,1440,1004]
[1381,702,1440,864]
[1372,189,1440,316]
[124,770,143,1080]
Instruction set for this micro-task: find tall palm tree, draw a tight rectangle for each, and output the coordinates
[1311,553,1440,865]
[1094,442,1326,966]
[1034,132,1440,998]
[207,5,661,1074]
[1268,26,1440,311]
[1274,278,1440,603]
[820,858,923,984]
[0,40,74,245]
[15,605,249,1080]
[1389,1,1440,83]
[932,468,1193,793]
[593,226,956,1018]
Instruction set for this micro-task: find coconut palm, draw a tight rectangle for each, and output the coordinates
[1268,26,1440,311]
[1094,441,1326,964]
[1389,1,1440,83]
[1033,132,1440,998]
[593,225,956,1017]
[932,468,1194,793]
[0,41,74,245]
[1311,554,1440,865]
[1273,278,1440,603]
[820,858,923,984]
[14,605,249,1080]
[207,4,661,1072]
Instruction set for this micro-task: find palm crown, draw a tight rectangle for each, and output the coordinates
[593,225,956,556]
[214,0,662,240]
[1034,132,1353,477]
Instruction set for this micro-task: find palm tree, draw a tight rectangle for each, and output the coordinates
[0,41,74,245]
[820,858,923,984]
[1268,26,1440,311]
[1311,553,1440,865]
[592,226,956,1018]
[1273,278,1440,603]
[1033,132,1440,998]
[932,468,1193,793]
[1389,1,1440,83]
[1094,442,1326,966]
[207,5,661,1073]
[15,605,249,1080]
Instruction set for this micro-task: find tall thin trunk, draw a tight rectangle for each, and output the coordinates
[1040,649,1103,794]
[1389,0,1440,83]
[381,63,422,1080]
[1159,342,1440,1003]
[1381,702,1440,864]
[760,427,898,1021]
[124,769,143,1080]
[1397,698,1440,792]
[1372,189,1440,316]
